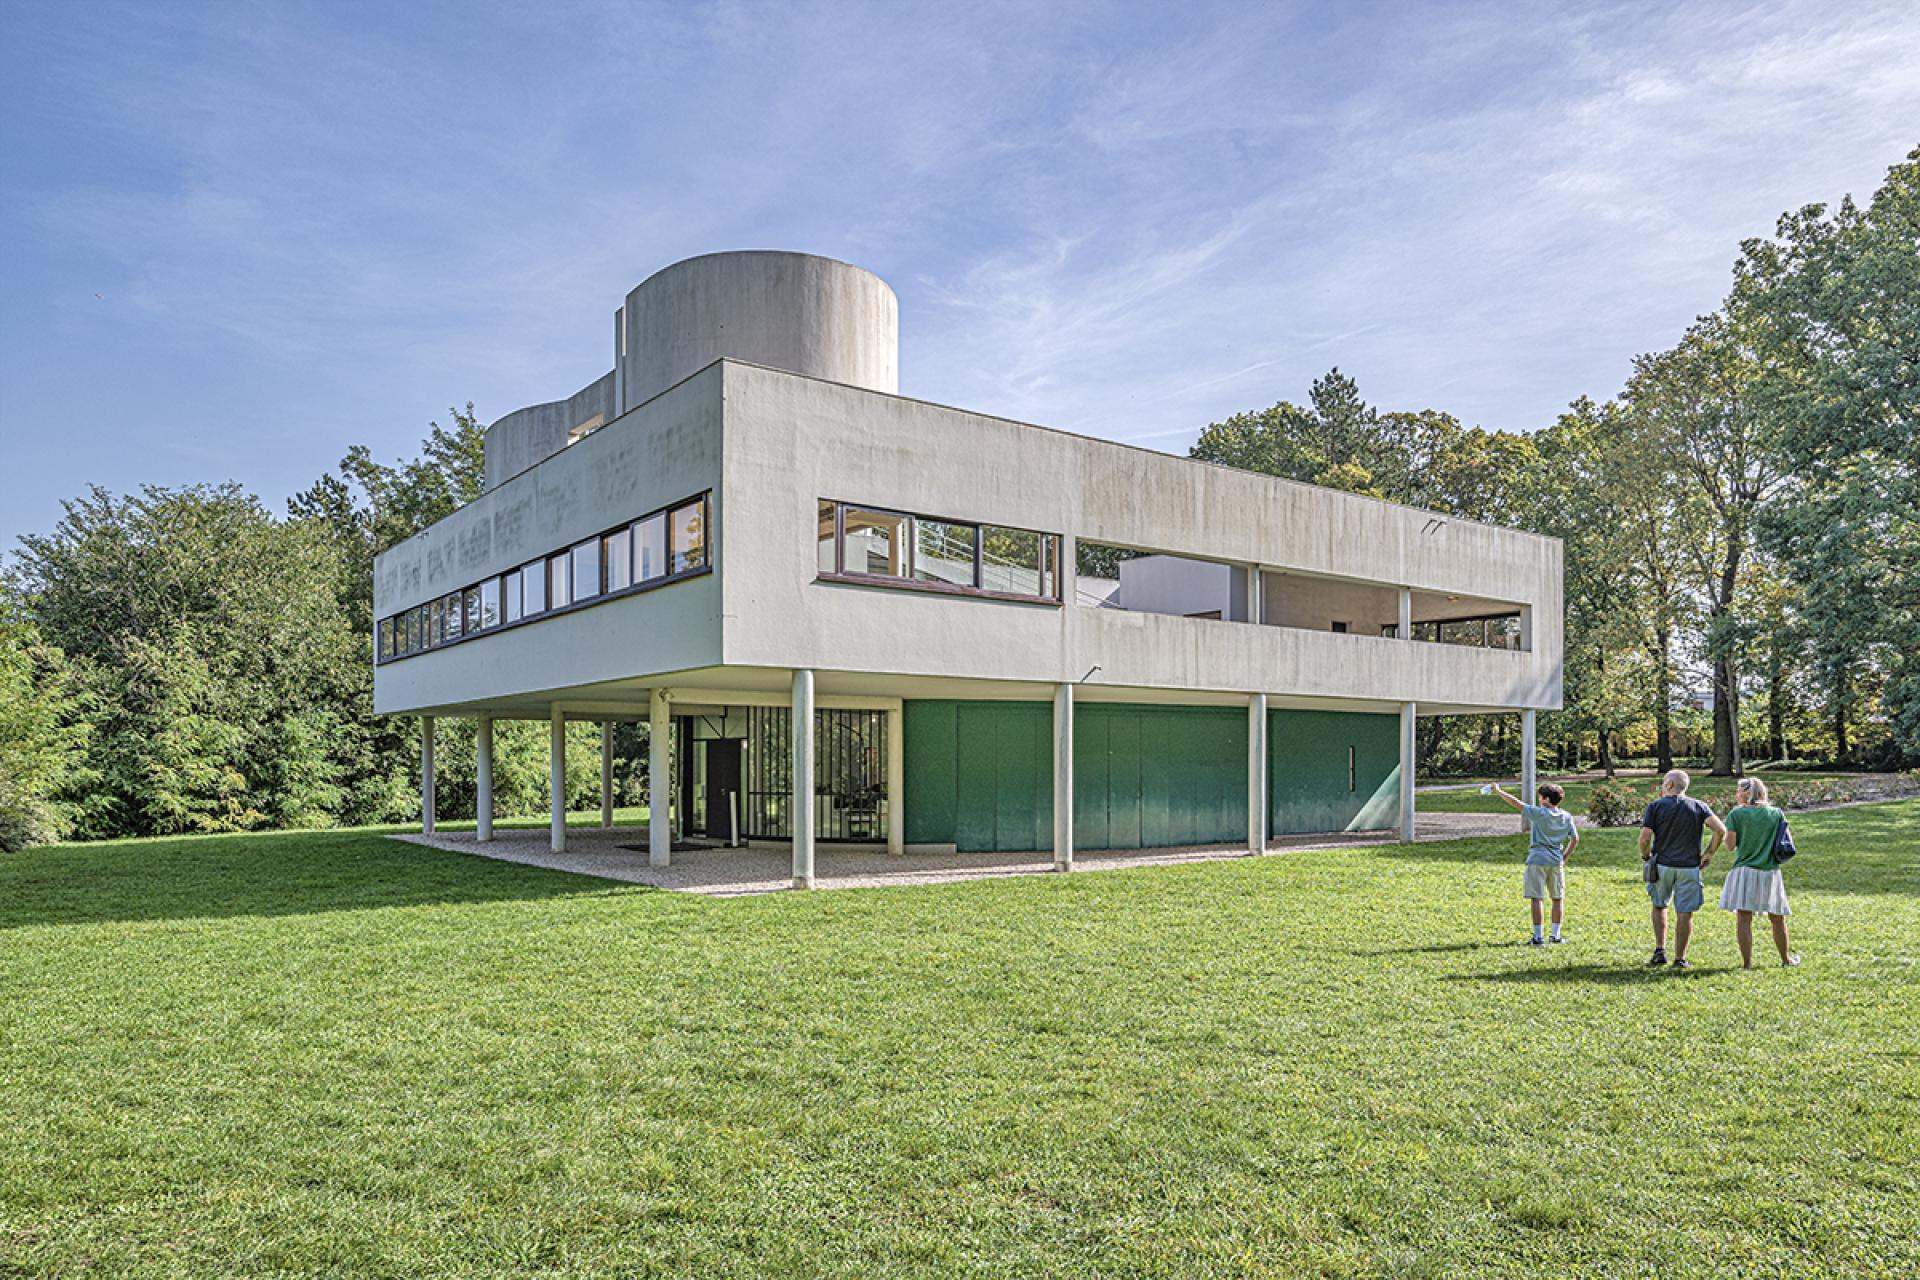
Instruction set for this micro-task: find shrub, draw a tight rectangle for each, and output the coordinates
[1586,784,1649,827]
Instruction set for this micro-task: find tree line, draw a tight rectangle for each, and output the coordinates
[3,147,1915,849]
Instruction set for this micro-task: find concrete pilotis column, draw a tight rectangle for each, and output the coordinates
[1399,701,1417,843]
[420,715,436,835]
[1248,693,1268,852]
[475,714,493,844]
[1398,587,1413,641]
[1247,565,1264,624]
[549,708,567,854]
[648,690,670,868]
[792,670,816,890]
[1053,682,1074,872]
[885,706,904,855]
[1521,709,1538,831]
[600,724,615,829]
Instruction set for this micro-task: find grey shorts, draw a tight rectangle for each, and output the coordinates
[1646,864,1704,913]
[1523,864,1565,900]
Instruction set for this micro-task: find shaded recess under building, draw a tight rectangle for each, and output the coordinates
[373,250,1564,887]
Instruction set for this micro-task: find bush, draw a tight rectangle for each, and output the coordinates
[1586,784,1649,827]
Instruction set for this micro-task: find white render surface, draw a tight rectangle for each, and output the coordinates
[376,356,1564,718]
[719,360,1563,715]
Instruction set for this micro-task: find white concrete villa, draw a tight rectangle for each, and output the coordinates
[374,251,1563,887]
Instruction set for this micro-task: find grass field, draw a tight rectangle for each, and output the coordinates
[2,805,1916,1277]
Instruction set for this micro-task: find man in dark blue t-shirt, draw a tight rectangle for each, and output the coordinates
[1638,769,1727,969]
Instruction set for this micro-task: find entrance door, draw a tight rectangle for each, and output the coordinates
[704,738,743,843]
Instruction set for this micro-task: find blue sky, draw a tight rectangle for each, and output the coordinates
[3,0,1918,549]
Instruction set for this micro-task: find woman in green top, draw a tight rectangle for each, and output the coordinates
[1719,777,1798,968]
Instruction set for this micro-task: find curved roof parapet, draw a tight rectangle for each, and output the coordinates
[482,371,616,493]
[618,250,898,411]
[481,251,899,492]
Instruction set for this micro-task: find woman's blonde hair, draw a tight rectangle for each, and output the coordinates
[1737,776,1770,805]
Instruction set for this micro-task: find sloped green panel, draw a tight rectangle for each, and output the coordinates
[1268,709,1401,835]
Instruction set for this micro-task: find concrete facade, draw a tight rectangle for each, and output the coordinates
[373,251,1563,882]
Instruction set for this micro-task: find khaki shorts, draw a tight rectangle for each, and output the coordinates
[1523,864,1565,900]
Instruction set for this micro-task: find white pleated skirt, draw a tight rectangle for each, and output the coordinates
[1720,866,1791,915]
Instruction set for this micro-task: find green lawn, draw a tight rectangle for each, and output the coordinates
[2,807,1916,1277]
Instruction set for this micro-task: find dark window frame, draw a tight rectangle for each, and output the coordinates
[375,490,715,665]
[814,498,1063,606]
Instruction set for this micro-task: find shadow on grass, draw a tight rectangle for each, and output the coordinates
[1451,962,1741,987]
[0,827,631,932]
[1352,941,1515,956]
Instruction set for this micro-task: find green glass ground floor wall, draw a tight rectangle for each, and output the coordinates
[903,700,1402,853]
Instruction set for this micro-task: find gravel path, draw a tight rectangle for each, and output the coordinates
[391,810,1532,897]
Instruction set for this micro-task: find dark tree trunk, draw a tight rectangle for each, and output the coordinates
[1655,623,1675,772]
[1597,731,1615,777]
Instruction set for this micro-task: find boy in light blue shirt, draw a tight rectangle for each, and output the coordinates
[1489,781,1580,945]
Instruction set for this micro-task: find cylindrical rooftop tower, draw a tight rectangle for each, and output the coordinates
[615,250,898,413]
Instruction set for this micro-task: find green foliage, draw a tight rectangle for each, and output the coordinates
[0,603,92,850]
[1583,783,1648,827]
[1741,147,1920,762]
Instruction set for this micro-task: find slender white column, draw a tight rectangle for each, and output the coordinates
[549,707,567,854]
[1248,693,1268,852]
[1247,565,1264,625]
[792,670,816,889]
[1398,587,1413,641]
[420,715,436,835]
[1053,682,1074,872]
[1399,700,1417,843]
[885,705,905,855]
[600,723,615,829]
[648,690,670,868]
[475,714,493,843]
[1521,708,1538,831]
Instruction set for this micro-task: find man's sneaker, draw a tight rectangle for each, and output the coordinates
[1548,934,1566,945]
[1647,949,1667,967]
[1525,935,1545,946]
[1672,957,1693,970]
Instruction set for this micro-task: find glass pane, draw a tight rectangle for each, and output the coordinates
[1490,615,1521,650]
[480,577,501,628]
[549,554,572,610]
[463,587,481,634]
[634,513,667,581]
[981,526,1042,595]
[817,500,838,575]
[670,499,707,574]
[571,539,601,601]
[914,518,977,587]
[605,529,631,592]
[843,508,907,577]
[378,618,394,659]
[1439,619,1484,647]
[522,561,546,614]
[503,572,523,623]
[429,599,445,646]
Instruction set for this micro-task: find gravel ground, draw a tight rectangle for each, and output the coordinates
[391,810,1530,896]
